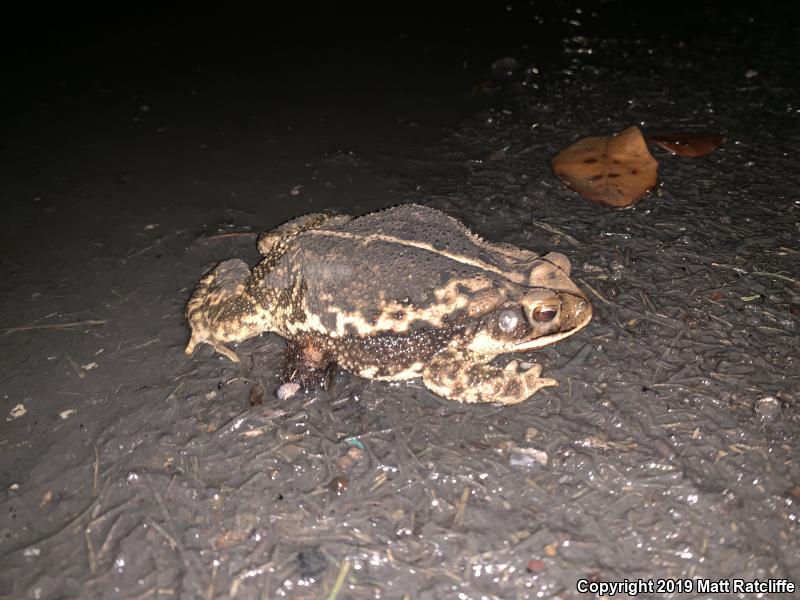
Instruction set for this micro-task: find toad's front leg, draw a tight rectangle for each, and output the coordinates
[185,259,272,362]
[422,347,557,404]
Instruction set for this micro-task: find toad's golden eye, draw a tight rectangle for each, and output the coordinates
[498,309,521,332]
[532,306,558,322]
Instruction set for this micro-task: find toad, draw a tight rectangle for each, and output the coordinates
[185,204,591,404]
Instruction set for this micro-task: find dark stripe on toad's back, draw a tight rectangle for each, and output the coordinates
[297,241,506,331]
[290,206,529,330]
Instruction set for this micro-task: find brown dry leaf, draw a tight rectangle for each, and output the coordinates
[551,126,658,207]
[648,131,726,157]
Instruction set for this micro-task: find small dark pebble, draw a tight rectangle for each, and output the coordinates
[249,384,264,406]
[297,548,327,579]
[328,476,348,495]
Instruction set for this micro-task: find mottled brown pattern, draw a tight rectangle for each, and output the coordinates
[185,204,592,403]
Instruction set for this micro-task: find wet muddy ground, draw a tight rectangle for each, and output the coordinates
[1,4,799,599]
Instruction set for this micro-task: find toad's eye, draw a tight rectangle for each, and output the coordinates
[532,306,558,322]
[498,309,521,332]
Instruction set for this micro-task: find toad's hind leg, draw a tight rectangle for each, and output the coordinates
[422,348,557,404]
[185,259,269,362]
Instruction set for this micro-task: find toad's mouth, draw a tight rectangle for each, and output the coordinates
[510,321,589,351]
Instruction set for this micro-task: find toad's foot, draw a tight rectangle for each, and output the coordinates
[422,347,557,404]
[185,258,270,362]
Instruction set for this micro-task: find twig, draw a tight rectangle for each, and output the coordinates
[86,529,98,574]
[529,221,581,246]
[369,472,388,492]
[326,560,351,600]
[127,229,188,259]
[751,271,797,284]
[228,559,274,597]
[147,519,178,551]
[576,278,612,305]
[205,562,218,600]
[96,514,123,563]
[65,354,86,379]
[452,487,470,527]
[708,313,732,327]
[202,232,258,241]
[93,446,100,496]
[3,319,106,336]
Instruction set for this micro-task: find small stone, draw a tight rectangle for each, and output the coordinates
[249,384,264,406]
[509,446,548,468]
[526,559,546,574]
[524,427,539,442]
[276,382,300,400]
[754,396,781,420]
[8,404,26,420]
[39,490,53,508]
